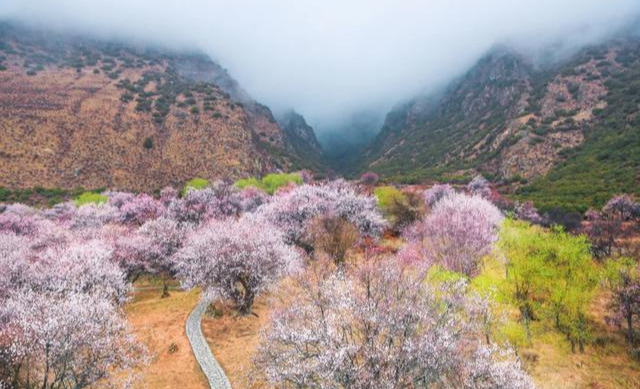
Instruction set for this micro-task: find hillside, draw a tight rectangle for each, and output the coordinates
[276,110,325,171]
[361,40,640,211]
[0,22,322,191]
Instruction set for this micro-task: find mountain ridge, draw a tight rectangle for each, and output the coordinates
[358,38,640,211]
[0,21,324,191]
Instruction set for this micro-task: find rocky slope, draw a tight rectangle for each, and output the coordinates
[0,22,321,191]
[361,39,640,210]
[276,110,325,171]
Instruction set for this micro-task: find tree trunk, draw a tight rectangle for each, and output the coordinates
[236,277,256,316]
[626,312,634,344]
[570,339,576,354]
[579,340,585,353]
[161,282,170,298]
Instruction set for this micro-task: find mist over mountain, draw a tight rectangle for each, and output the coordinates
[2,0,640,134]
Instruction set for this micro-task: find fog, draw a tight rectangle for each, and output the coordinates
[2,0,640,132]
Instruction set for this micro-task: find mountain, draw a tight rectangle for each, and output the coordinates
[0,22,322,191]
[276,110,325,171]
[318,109,384,175]
[360,40,640,212]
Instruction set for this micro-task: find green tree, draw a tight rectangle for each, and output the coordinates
[374,186,420,232]
[499,219,598,351]
[182,177,209,196]
[235,173,302,195]
[74,191,108,206]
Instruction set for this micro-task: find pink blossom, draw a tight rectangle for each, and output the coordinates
[603,194,638,221]
[0,289,145,389]
[237,186,270,213]
[0,204,38,235]
[176,218,302,314]
[467,175,492,199]
[359,171,379,185]
[514,201,543,224]
[401,193,503,277]
[117,193,165,226]
[254,258,534,389]
[253,182,386,246]
[423,183,455,208]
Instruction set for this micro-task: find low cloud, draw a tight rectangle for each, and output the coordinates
[2,0,640,131]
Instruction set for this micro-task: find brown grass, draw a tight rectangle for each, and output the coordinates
[525,292,640,389]
[201,296,271,389]
[125,281,208,389]
[198,269,640,389]
[124,250,640,389]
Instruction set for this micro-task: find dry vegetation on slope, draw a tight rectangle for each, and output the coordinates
[0,23,295,192]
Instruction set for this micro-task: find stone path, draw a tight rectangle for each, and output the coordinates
[186,299,232,389]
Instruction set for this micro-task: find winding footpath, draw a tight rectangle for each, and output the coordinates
[186,299,232,389]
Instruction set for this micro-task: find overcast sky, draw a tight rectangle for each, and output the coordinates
[2,0,640,131]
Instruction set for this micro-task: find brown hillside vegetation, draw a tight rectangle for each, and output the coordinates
[0,23,298,191]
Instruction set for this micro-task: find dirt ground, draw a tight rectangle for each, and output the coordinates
[125,281,209,389]
[124,267,640,389]
[201,297,271,389]
[526,292,640,389]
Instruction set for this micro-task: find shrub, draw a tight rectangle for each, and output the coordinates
[182,178,209,196]
[374,186,420,233]
[374,186,405,211]
[234,177,262,190]
[235,173,302,195]
[74,192,108,206]
[143,137,153,150]
[261,173,303,194]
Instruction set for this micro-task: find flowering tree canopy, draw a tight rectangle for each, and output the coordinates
[167,181,243,226]
[467,175,492,199]
[514,201,543,225]
[254,259,535,389]
[359,171,379,185]
[400,193,503,277]
[423,183,455,208]
[603,195,637,221]
[0,230,143,388]
[605,258,640,344]
[0,289,144,389]
[176,218,302,314]
[253,182,386,247]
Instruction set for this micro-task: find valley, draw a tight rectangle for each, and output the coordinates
[1,15,640,389]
